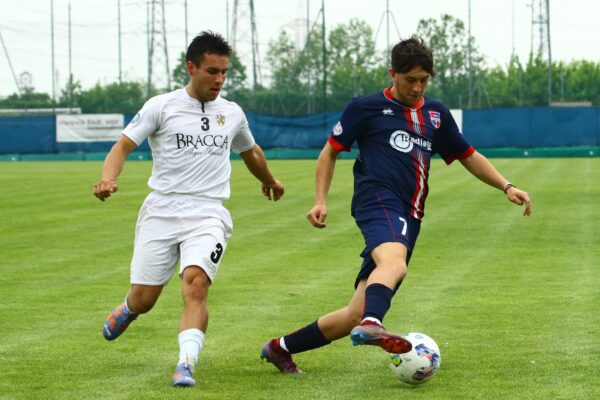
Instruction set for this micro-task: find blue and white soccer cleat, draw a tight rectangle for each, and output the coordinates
[102,303,138,341]
[350,323,412,354]
[172,363,196,387]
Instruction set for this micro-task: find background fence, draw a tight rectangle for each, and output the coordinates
[1,107,598,158]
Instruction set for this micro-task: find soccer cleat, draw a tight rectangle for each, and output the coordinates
[172,363,196,387]
[350,323,412,354]
[102,303,138,341]
[260,340,304,374]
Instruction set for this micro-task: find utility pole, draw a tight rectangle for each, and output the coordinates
[531,0,552,104]
[467,0,473,109]
[146,0,171,96]
[50,0,56,107]
[231,0,261,88]
[184,0,188,47]
[0,31,22,97]
[321,0,326,112]
[68,2,73,109]
[118,0,122,83]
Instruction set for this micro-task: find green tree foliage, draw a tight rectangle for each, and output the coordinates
[416,14,485,108]
[0,91,54,109]
[2,16,600,114]
[75,81,146,113]
[172,52,189,88]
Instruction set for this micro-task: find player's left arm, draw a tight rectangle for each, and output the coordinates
[239,144,284,201]
[459,150,532,216]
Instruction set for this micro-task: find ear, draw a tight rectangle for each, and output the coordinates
[388,68,396,81]
[186,61,195,77]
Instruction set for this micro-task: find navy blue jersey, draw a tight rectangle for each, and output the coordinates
[329,87,475,220]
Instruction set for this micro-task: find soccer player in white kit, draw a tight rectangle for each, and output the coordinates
[93,31,284,387]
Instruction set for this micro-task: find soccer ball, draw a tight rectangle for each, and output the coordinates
[389,332,441,385]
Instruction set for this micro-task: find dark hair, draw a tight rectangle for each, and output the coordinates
[390,37,436,76]
[186,31,232,66]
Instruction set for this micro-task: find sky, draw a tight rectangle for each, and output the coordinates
[1,0,598,99]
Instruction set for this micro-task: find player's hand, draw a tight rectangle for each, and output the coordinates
[262,179,284,201]
[93,179,118,202]
[307,204,328,228]
[506,187,532,216]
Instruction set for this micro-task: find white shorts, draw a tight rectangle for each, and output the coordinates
[130,192,233,285]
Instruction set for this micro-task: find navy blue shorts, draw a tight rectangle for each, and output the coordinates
[352,190,421,289]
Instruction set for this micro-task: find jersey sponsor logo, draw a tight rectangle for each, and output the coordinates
[130,112,141,125]
[175,133,229,150]
[389,130,432,153]
[216,113,226,126]
[333,121,343,136]
[382,108,394,115]
[428,111,441,129]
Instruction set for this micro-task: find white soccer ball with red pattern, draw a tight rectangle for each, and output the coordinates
[389,332,441,385]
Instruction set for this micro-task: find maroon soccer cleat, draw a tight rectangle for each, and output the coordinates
[260,339,304,374]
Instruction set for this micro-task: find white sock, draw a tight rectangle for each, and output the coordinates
[362,317,382,326]
[124,296,136,315]
[178,328,205,371]
[279,337,289,352]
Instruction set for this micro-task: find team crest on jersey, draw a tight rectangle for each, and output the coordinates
[333,121,343,136]
[216,113,226,126]
[130,112,142,125]
[428,111,441,129]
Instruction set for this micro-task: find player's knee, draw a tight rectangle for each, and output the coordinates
[345,305,363,329]
[379,260,407,281]
[183,274,210,304]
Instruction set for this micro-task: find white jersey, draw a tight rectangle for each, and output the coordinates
[123,88,255,200]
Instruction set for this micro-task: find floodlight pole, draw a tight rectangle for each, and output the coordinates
[0,31,22,97]
[546,0,552,104]
[467,0,473,109]
[118,0,122,83]
[184,0,188,47]
[321,0,326,113]
[51,0,56,107]
[68,2,73,110]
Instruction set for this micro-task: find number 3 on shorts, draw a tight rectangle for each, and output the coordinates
[398,217,407,236]
[210,243,224,263]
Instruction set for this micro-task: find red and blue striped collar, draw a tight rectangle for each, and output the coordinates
[383,87,425,110]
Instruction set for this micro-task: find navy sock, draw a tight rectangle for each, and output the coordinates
[283,321,330,354]
[362,283,394,323]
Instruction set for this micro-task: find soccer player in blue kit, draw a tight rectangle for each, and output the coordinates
[260,37,532,374]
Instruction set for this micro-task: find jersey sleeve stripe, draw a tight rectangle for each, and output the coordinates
[328,136,351,152]
[442,145,475,165]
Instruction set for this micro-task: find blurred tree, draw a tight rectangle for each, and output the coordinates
[172,52,188,88]
[75,81,146,113]
[0,91,54,109]
[416,14,485,108]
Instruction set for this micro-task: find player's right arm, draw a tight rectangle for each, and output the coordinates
[93,135,137,201]
[306,140,341,229]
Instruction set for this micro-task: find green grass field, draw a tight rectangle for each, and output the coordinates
[0,158,598,400]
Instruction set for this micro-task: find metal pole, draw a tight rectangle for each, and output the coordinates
[307,0,311,113]
[184,0,188,46]
[386,0,390,52]
[0,31,22,97]
[467,0,473,109]
[51,0,56,107]
[118,0,122,83]
[546,0,552,104]
[146,1,152,97]
[321,0,326,112]
[68,2,73,109]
